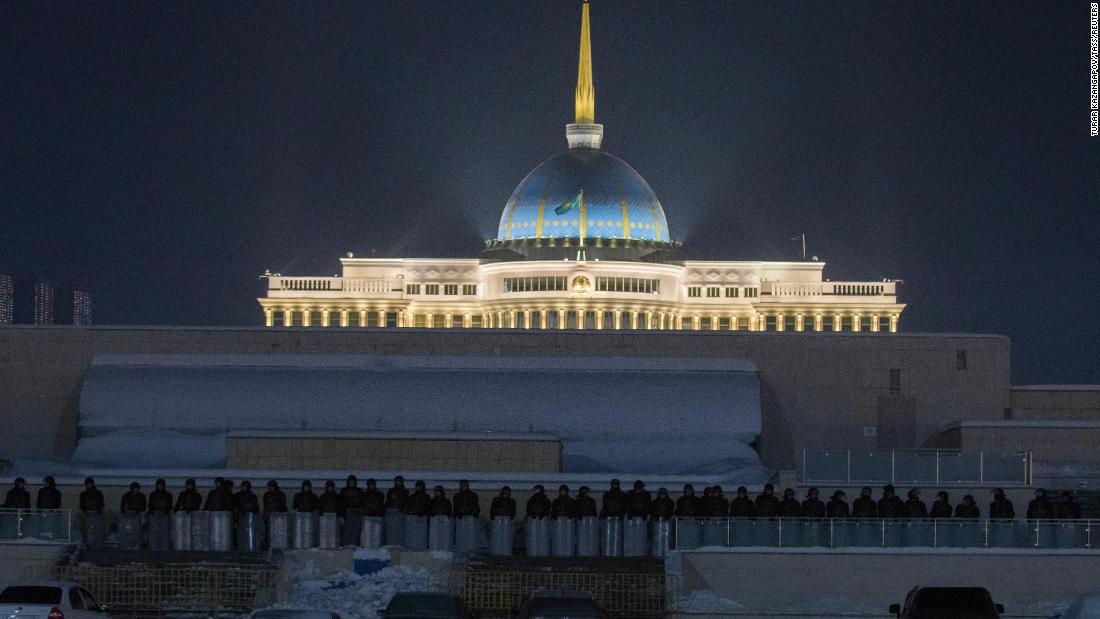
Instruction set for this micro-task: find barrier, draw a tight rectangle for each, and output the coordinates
[0,509,71,543]
[702,518,727,547]
[237,514,264,552]
[454,516,479,554]
[490,516,513,556]
[651,519,671,556]
[292,512,317,549]
[577,516,599,556]
[551,518,576,557]
[190,511,211,551]
[360,516,384,549]
[623,517,647,557]
[429,515,453,551]
[461,569,669,618]
[210,511,234,551]
[384,508,404,546]
[83,512,106,549]
[269,512,289,550]
[404,515,428,551]
[600,518,623,557]
[342,510,364,547]
[802,448,1032,487]
[147,513,172,551]
[676,518,701,550]
[526,517,550,557]
[172,512,192,550]
[118,513,142,550]
[318,513,339,549]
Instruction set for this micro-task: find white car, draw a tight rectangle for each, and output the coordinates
[248,610,342,619]
[0,580,108,618]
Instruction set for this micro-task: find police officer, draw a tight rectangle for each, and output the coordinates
[318,481,341,515]
[526,484,551,519]
[235,480,260,515]
[363,478,386,518]
[754,484,779,517]
[263,480,288,516]
[292,481,318,513]
[651,488,675,521]
[599,479,625,519]
[430,485,453,518]
[729,486,755,518]
[778,488,800,518]
[800,487,826,518]
[989,488,1015,520]
[340,475,363,519]
[904,489,928,518]
[575,486,598,518]
[551,485,575,519]
[386,476,410,513]
[2,478,30,509]
[954,494,980,518]
[453,480,480,519]
[1027,488,1052,520]
[707,486,730,518]
[79,477,104,514]
[877,485,904,518]
[407,481,431,517]
[36,476,61,510]
[930,491,952,519]
[204,477,231,512]
[1057,491,1082,519]
[148,479,173,514]
[490,486,517,519]
[676,484,700,518]
[852,487,878,518]
[826,490,850,518]
[120,482,147,514]
[175,479,203,512]
[625,480,652,520]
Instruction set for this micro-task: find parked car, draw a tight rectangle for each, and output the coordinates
[517,590,605,619]
[1058,593,1100,619]
[249,609,342,619]
[379,592,469,618]
[889,586,1003,618]
[0,580,109,618]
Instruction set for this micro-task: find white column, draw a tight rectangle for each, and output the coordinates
[889,314,899,333]
[814,314,823,332]
[833,314,842,332]
[795,314,804,332]
[301,309,311,327]
[339,310,349,327]
[263,309,273,327]
[871,315,881,332]
[557,309,566,329]
[853,314,862,332]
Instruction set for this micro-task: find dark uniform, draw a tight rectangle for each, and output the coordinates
[339,477,364,518]
[779,489,801,518]
[575,487,598,518]
[204,478,232,512]
[706,486,730,518]
[1057,492,1082,519]
[651,489,675,521]
[800,488,826,518]
[293,482,318,513]
[362,479,387,518]
[551,486,575,518]
[236,482,260,514]
[36,477,61,510]
[676,485,701,517]
[318,483,341,515]
[755,484,780,518]
[120,484,147,514]
[600,480,625,518]
[989,489,1015,520]
[729,487,755,517]
[1026,489,1052,519]
[407,483,432,517]
[826,492,850,518]
[430,486,453,517]
[490,487,517,519]
[526,485,551,519]
[904,489,928,518]
[955,495,980,518]
[877,485,905,518]
[852,488,878,518]
[148,480,173,514]
[625,481,652,519]
[386,477,410,513]
[2,478,30,509]
[452,480,480,518]
[263,481,288,515]
[930,492,952,519]
[175,480,203,512]
[79,479,105,514]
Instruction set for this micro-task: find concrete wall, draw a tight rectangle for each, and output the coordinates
[0,326,1012,470]
[0,543,67,589]
[677,548,1100,613]
[1011,386,1100,421]
[933,421,1100,466]
[226,435,561,472]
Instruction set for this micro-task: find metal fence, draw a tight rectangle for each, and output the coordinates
[674,517,1100,549]
[29,564,279,618]
[0,508,72,543]
[802,449,1032,486]
[460,570,670,618]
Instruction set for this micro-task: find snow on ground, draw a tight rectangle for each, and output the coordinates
[264,559,435,619]
[676,589,747,612]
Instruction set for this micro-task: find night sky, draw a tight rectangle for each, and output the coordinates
[1,1,1097,384]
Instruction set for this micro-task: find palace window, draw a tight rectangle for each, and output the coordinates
[744,287,759,298]
[719,317,731,330]
[425,284,440,295]
[785,315,797,331]
[603,311,615,328]
[432,315,445,328]
[503,276,567,292]
[462,284,477,295]
[290,311,303,327]
[725,287,739,298]
[385,312,398,327]
[687,287,701,298]
[681,317,693,329]
[452,314,464,327]
[707,287,721,298]
[443,284,458,295]
[822,315,834,331]
[414,315,427,327]
[595,277,659,293]
[841,316,854,331]
[700,317,712,329]
[738,317,750,330]
[367,312,380,327]
[347,311,360,327]
[764,315,777,331]
[470,315,483,328]
[406,284,421,295]
[309,311,322,326]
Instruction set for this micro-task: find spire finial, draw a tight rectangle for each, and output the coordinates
[575,1,595,124]
[566,1,604,149]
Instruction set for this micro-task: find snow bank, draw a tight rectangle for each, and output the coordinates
[72,430,224,468]
[676,589,746,612]
[269,561,435,619]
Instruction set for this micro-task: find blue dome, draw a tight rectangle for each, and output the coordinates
[497,149,670,242]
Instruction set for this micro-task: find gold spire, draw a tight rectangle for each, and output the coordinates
[575,1,595,124]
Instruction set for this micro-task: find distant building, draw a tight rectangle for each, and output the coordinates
[13,279,55,325]
[55,288,93,325]
[0,275,12,325]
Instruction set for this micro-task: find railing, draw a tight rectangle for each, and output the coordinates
[32,564,279,617]
[765,281,895,297]
[460,569,669,618]
[269,276,401,294]
[802,449,1032,487]
[0,508,72,543]
[673,517,1100,550]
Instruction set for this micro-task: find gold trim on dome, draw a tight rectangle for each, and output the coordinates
[620,194,631,239]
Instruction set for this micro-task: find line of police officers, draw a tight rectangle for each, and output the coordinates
[3,476,1083,523]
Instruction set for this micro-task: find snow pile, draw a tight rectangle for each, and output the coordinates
[271,560,435,619]
[73,430,224,468]
[676,589,746,612]
[777,596,881,615]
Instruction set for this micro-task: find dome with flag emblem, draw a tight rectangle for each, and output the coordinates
[496,149,670,243]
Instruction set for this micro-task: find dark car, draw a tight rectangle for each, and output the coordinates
[517,591,605,619]
[890,586,1003,618]
[380,592,469,619]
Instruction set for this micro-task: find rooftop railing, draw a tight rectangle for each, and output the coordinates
[0,508,72,543]
[802,449,1032,487]
[673,517,1098,550]
[765,281,896,297]
[267,276,403,296]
